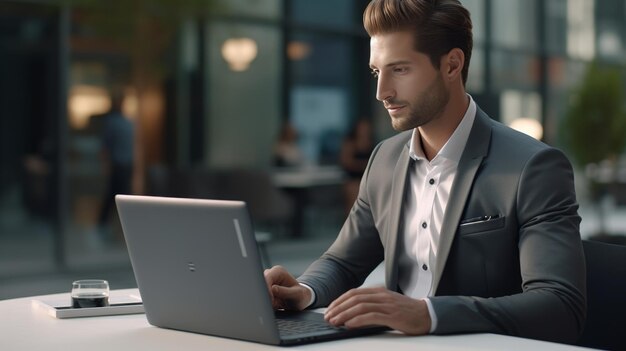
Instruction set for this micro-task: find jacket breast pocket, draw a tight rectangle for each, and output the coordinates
[458,215,506,236]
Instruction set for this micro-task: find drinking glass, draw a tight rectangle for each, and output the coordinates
[71,279,110,308]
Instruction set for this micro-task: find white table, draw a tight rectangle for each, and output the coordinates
[1,289,594,351]
[272,165,345,189]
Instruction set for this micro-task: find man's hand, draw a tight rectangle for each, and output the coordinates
[263,265,312,311]
[324,286,431,335]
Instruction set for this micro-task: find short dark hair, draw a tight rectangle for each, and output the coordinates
[363,0,473,85]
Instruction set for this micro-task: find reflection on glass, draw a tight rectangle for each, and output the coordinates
[291,86,348,164]
[0,3,58,280]
[69,86,111,130]
[545,59,587,144]
[466,47,484,93]
[214,0,281,19]
[291,0,358,31]
[491,51,540,91]
[509,118,543,140]
[492,0,537,50]
[546,0,568,55]
[207,22,281,168]
[597,27,622,59]
[287,41,313,61]
[221,37,258,71]
[500,90,542,128]
[289,33,353,165]
[567,0,595,60]
[461,0,485,43]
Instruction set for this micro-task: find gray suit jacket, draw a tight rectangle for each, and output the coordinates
[298,107,586,344]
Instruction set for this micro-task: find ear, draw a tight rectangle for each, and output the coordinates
[441,48,464,82]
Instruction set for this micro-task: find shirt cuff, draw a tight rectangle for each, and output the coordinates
[422,298,438,333]
[299,283,316,309]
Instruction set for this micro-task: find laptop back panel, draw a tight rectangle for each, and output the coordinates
[116,195,280,345]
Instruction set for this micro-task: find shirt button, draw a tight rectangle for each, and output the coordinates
[422,264,428,271]
[429,178,435,185]
[421,222,427,229]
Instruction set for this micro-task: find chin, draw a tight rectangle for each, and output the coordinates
[390,116,415,132]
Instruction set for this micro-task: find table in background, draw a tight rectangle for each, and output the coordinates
[272,166,345,237]
[0,289,595,351]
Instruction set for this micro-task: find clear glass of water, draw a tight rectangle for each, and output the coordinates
[71,279,110,308]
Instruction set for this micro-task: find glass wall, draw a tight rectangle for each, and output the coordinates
[289,32,354,164]
[0,2,61,276]
[462,0,485,94]
[2,0,626,298]
[206,21,282,168]
[544,0,596,144]
[291,0,359,30]
[287,1,369,165]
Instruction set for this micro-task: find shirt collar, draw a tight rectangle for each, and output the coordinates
[409,94,477,164]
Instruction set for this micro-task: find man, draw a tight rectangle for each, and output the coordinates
[97,88,134,231]
[264,0,586,344]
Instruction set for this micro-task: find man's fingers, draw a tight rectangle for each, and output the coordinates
[327,301,388,326]
[264,266,298,287]
[264,266,296,297]
[272,285,306,310]
[327,290,431,335]
[264,266,285,284]
[272,285,292,298]
[327,287,382,310]
[269,285,292,310]
[343,311,388,329]
[325,287,387,321]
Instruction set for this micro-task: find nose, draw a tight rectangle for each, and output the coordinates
[375,73,394,102]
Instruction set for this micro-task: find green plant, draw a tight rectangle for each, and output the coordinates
[563,61,626,235]
[564,62,626,169]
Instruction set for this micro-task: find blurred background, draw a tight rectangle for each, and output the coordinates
[1,0,626,300]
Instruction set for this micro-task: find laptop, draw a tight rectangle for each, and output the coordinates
[115,194,386,345]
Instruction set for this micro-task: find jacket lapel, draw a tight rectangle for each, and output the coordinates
[385,142,411,291]
[432,108,492,293]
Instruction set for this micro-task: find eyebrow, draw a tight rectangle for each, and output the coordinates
[369,60,413,69]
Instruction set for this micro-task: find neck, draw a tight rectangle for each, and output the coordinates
[418,88,469,161]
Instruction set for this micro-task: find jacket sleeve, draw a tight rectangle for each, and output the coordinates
[298,142,385,308]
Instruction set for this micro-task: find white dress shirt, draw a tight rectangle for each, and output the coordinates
[398,96,476,331]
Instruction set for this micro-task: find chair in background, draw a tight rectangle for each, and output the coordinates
[577,239,626,350]
[147,166,223,200]
[213,169,294,267]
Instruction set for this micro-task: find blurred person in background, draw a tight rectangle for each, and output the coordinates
[264,0,585,344]
[340,119,375,214]
[273,121,305,168]
[96,87,134,238]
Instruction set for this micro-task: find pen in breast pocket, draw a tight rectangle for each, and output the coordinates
[460,214,500,225]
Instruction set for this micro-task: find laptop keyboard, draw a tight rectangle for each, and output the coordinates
[276,317,343,336]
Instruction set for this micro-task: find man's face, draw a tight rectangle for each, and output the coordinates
[369,31,450,131]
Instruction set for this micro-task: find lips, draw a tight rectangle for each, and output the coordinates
[385,105,406,114]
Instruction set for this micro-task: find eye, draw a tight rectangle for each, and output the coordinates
[370,70,379,79]
[394,66,408,74]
